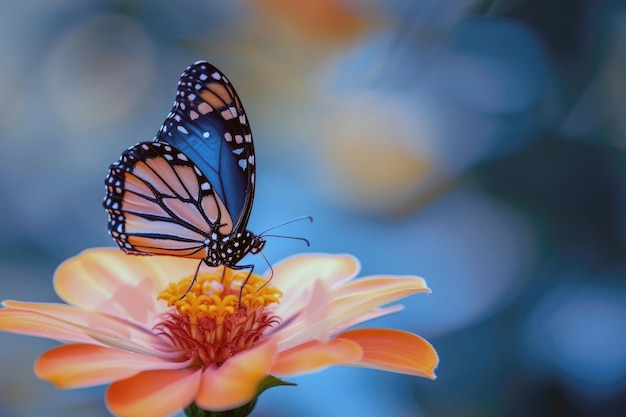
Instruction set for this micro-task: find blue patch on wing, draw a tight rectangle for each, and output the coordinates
[154,60,255,232]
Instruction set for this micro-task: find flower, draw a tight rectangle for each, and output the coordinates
[0,248,438,417]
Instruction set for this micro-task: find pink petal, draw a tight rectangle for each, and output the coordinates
[331,305,405,335]
[54,248,200,326]
[106,368,201,417]
[35,344,192,388]
[337,328,438,378]
[275,276,428,350]
[271,338,362,376]
[0,302,175,355]
[0,303,97,344]
[324,276,429,334]
[196,340,278,411]
[270,253,360,318]
[334,275,429,299]
[293,279,333,343]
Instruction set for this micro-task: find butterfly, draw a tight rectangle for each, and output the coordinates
[103,61,266,274]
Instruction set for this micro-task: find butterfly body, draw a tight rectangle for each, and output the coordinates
[104,61,264,269]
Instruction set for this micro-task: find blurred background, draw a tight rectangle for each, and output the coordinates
[1,0,626,416]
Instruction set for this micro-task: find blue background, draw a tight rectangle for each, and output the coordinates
[1,1,625,416]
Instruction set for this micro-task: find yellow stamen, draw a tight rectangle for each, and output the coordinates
[154,267,281,367]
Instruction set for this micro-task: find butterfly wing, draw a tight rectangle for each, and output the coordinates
[104,141,233,259]
[155,60,255,236]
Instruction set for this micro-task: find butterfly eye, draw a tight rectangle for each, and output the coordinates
[250,238,266,254]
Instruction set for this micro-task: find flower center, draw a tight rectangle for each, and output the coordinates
[155,268,281,367]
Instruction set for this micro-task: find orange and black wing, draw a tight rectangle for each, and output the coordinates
[103,141,234,258]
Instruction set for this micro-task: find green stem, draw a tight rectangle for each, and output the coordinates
[183,374,295,417]
[184,399,257,417]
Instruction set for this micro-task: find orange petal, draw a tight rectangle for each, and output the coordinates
[35,344,191,388]
[54,248,200,325]
[106,368,201,417]
[337,328,438,379]
[196,340,278,411]
[271,338,362,376]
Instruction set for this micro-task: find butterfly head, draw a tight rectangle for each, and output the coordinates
[249,233,266,255]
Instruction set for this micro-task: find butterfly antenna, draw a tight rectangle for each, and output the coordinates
[258,215,313,236]
[261,234,311,247]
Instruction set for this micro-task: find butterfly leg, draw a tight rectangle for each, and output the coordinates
[179,260,204,300]
[228,264,255,307]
